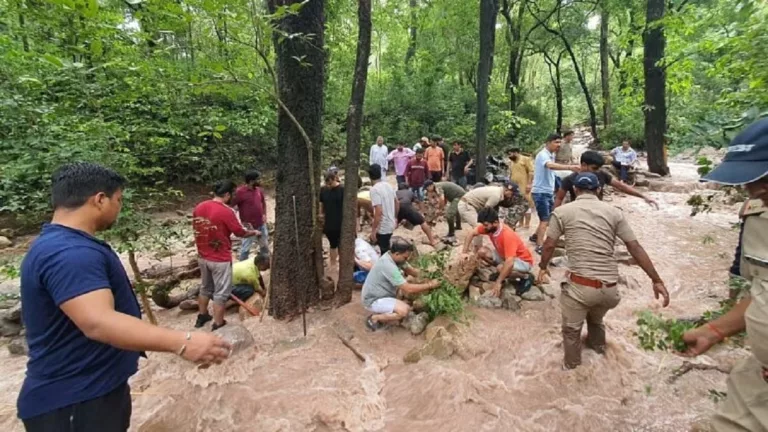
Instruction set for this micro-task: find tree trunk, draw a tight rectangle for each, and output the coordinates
[268,0,325,319]
[544,51,563,134]
[501,0,526,111]
[127,250,157,325]
[475,0,498,181]
[405,0,418,67]
[600,5,611,127]
[337,0,372,305]
[644,0,669,175]
[561,37,598,142]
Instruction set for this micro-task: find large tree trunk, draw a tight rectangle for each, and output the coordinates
[475,0,498,181]
[644,0,669,175]
[268,0,325,319]
[337,0,372,305]
[600,5,611,127]
[405,0,418,67]
[561,36,599,142]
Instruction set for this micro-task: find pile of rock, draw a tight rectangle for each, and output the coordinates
[0,298,26,355]
[403,316,473,364]
[0,228,15,250]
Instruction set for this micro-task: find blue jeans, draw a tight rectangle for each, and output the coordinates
[554,176,562,193]
[239,224,269,261]
[452,175,468,189]
[411,187,424,202]
[531,193,554,222]
[612,161,629,182]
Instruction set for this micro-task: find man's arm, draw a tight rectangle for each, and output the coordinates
[371,205,382,235]
[261,189,268,223]
[625,239,669,306]
[538,237,558,269]
[610,179,659,209]
[60,290,230,363]
[544,161,579,171]
[398,280,439,295]
[403,265,420,278]
[223,210,258,238]
[355,259,374,271]
[554,187,568,208]
[394,196,400,218]
[462,229,479,253]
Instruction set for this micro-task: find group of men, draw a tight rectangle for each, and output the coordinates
[15,117,768,431]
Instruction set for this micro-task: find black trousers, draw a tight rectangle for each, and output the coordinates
[23,383,131,432]
[377,233,393,255]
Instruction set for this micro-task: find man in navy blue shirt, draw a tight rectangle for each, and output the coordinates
[19,163,232,432]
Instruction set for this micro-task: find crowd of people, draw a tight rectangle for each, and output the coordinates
[14,119,768,431]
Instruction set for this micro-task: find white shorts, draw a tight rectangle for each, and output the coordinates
[367,297,397,314]
[492,250,533,272]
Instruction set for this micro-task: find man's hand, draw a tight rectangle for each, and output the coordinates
[645,197,660,210]
[490,282,502,297]
[569,165,581,172]
[653,281,670,307]
[428,280,441,290]
[182,332,232,365]
[369,232,377,243]
[680,327,719,357]
[535,268,550,285]
[251,230,261,237]
[525,184,532,193]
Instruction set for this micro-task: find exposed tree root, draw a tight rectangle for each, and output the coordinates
[667,361,731,384]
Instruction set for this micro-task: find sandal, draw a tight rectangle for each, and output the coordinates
[365,315,382,332]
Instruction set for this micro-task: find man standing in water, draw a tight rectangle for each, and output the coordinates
[681,118,768,431]
[232,170,269,261]
[530,134,579,254]
[387,141,415,185]
[537,172,669,370]
[18,163,230,431]
[369,136,389,179]
[193,180,259,330]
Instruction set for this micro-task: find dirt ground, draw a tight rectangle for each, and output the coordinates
[0,150,749,431]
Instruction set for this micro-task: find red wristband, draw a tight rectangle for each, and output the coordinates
[707,323,725,341]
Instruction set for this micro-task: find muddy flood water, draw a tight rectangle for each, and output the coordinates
[0,153,750,431]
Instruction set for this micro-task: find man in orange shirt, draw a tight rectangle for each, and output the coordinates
[462,207,534,297]
[424,138,445,182]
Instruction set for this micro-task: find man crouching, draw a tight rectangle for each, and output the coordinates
[361,236,440,331]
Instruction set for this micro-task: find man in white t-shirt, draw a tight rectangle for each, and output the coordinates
[369,136,389,179]
[368,163,399,254]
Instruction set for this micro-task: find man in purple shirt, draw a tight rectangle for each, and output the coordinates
[232,170,270,262]
[388,141,416,185]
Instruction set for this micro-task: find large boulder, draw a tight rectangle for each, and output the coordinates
[521,286,546,302]
[7,337,28,356]
[0,236,12,250]
[1,302,21,323]
[475,267,497,283]
[444,249,478,293]
[320,276,336,300]
[0,228,13,239]
[0,319,22,337]
[402,312,430,336]
[404,316,463,364]
[500,289,522,311]
[473,292,502,308]
[212,323,255,355]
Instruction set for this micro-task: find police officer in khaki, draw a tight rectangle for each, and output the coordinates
[537,172,670,369]
[682,118,768,431]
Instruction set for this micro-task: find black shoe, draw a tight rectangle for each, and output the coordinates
[535,245,543,255]
[211,320,227,331]
[195,313,213,328]
[529,234,538,243]
[365,315,382,332]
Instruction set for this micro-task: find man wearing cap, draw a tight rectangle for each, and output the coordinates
[387,141,416,185]
[681,118,768,431]
[369,136,389,179]
[537,172,669,370]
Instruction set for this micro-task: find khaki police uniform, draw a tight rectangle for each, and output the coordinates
[546,194,637,368]
[713,199,768,432]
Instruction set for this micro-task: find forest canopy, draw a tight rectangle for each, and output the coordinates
[1,0,766,217]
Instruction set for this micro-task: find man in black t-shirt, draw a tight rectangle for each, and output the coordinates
[320,171,345,270]
[555,151,659,209]
[448,140,473,189]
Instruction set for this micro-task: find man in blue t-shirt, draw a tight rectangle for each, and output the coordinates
[531,133,579,254]
[19,163,232,432]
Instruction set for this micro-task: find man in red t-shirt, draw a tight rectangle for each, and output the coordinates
[232,170,269,262]
[405,148,428,201]
[192,180,258,330]
[462,207,534,297]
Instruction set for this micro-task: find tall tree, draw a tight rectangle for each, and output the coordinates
[500,0,526,110]
[268,0,326,319]
[543,49,565,134]
[405,0,418,67]
[600,3,611,126]
[337,0,372,305]
[644,0,669,175]
[475,0,499,181]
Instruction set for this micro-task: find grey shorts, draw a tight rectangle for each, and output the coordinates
[199,259,233,305]
[492,250,532,272]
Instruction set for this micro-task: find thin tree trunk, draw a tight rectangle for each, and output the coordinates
[17,0,29,52]
[268,0,325,319]
[476,0,499,181]
[600,4,611,127]
[127,250,157,325]
[644,0,669,175]
[337,0,372,305]
[544,51,564,134]
[501,0,526,111]
[405,0,418,67]
[618,8,638,92]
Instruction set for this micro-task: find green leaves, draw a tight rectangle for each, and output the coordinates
[635,311,696,352]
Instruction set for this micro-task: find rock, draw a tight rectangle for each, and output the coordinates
[403,347,423,363]
[473,293,502,308]
[647,180,718,194]
[411,298,426,313]
[212,323,255,355]
[320,276,336,300]
[481,282,495,293]
[444,249,478,292]
[1,302,21,323]
[7,337,28,356]
[424,316,460,340]
[475,267,497,283]
[640,171,662,179]
[0,228,13,238]
[0,236,12,249]
[634,176,650,187]
[0,319,22,337]
[469,275,481,285]
[500,289,522,311]
[403,317,461,364]
[421,331,455,360]
[521,286,545,302]
[402,312,430,336]
[468,285,482,302]
[179,299,198,310]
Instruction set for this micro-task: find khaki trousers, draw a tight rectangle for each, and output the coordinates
[457,200,478,228]
[712,355,768,432]
[560,280,621,368]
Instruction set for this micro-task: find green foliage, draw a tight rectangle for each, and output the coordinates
[635,311,696,352]
[708,389,727,404]
[701,234,715,245]
[0,256,22,282]
[412,250,467,321]
[696,157,714,176]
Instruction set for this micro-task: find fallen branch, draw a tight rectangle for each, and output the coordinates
[336,333,366,363]
[667,361,731,384]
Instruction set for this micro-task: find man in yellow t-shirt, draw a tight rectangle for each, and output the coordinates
[507,148,534,228]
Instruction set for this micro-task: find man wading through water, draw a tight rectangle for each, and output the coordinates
[537,172,669,370]
[18,163,230,432]
[681,118,768,431]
